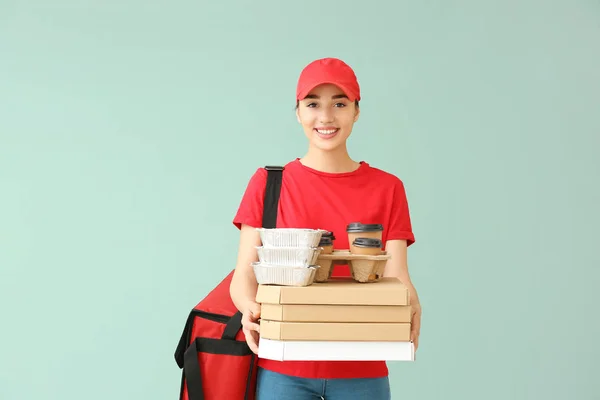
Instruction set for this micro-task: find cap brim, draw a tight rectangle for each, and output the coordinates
[297,80,359,102]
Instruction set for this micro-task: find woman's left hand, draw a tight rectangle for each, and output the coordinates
[410,303,422,351]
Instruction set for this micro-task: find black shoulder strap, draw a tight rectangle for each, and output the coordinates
[177,165,284,400]
[262,166,284,229]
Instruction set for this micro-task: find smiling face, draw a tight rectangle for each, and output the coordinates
[296,83,360,152]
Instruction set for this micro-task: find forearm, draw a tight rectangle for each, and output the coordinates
[384,239,420,306]
[229,224,262,312]
[230,268,259,312]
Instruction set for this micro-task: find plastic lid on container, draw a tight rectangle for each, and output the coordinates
[352,237,382,248]
[319,237,333,246]
[321,231,336,240]
[346,222,384,232]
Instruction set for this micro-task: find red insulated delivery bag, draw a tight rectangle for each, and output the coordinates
[174,166,283,400]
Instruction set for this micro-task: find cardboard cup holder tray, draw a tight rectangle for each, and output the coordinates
[316,250,391,283]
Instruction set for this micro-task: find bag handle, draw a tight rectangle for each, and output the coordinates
[221,311,243,340]
[183,341,204,399]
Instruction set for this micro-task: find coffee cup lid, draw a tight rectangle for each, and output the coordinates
[352,237,382,248]
[346,222,383,232]
[321,231,336,240]
[319,237,333,246]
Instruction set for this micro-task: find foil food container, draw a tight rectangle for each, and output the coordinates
[256,246,322,267]
[256,228,326,248]
[252,263,318,286]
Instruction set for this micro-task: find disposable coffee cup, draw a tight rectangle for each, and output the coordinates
[319,236,334,254]
[350,237,382,255]
[346,222,383,246]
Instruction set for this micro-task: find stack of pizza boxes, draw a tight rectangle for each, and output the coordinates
[251,225,414,361]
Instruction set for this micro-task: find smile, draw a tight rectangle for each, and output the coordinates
[316,129,337,134]
[314,128,339,139]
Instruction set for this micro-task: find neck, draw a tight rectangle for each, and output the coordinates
[299,144,361,173]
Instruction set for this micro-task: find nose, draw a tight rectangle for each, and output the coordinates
[319,107,334,124]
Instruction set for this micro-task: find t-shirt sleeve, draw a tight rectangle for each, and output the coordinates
[387,178,416,246]
[232,167,267,230]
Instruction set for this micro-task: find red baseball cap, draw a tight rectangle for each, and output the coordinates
[296,57,361,102]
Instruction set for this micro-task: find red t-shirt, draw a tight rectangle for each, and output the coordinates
[232,158,415,379]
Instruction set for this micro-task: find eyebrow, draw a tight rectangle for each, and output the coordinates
[304,94,349,100]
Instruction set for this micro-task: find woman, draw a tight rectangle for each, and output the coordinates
[229,57,421,400]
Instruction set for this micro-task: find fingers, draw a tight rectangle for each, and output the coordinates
[411,329,419,352]
[242,307,261,333]
[242,302,261,323]
[242,302,262,354]
[248,302,261,319]
[243,320,261,333]
[412,319,421,336]
[410,325,420,351]
[244,327,260,354]
[242,314,260,354]
[410,310,421,352]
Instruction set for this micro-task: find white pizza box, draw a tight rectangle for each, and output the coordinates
[258,338,414,362]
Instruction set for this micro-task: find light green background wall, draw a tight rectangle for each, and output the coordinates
[1,1,599,399]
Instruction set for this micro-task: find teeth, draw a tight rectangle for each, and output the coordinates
[316,129,337,135]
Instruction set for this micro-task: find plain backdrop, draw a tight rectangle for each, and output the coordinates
[1,1,599,399]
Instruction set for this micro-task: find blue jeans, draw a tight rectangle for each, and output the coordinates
[255,367,391,400]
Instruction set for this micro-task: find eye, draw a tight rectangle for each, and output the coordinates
[334,102,347,107]
[306,102,317,108]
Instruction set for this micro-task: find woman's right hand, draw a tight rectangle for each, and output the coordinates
[241,301,261,354]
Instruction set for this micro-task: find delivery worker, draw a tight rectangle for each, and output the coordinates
[230,57,421,400]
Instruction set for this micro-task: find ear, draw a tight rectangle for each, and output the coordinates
[354,106,360,122]
[296,107,301,123]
